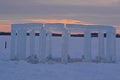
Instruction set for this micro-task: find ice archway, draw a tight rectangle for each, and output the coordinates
[11,23,116,63]
[66,24,116,62]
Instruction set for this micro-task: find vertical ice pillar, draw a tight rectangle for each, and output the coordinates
[84,30,92,62]
[10,25,17,60]
[15,25,26,60]
[106,31,110,62]
[98,32,105,62]
[62,28,69,63]
[111,29,116,62]
[30,29,35,56]
[46,31,52,59]
[16,27,21,59]
[106,29,116,62]
[38,30,41,59]
[39,27,46,62]
[106,30,116,62]
[19,27,26,59]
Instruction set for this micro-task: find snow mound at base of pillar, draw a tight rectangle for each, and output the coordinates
[26,55,39,64]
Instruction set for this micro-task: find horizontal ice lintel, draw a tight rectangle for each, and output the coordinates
[45,23,65,32]
[66,24,115,32]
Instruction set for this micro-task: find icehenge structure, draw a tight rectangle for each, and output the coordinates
[11,23,116,63]
[45,23,69,63]
[66,24,116,62]
[11,23,46,61]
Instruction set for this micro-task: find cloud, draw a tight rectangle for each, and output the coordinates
[0,20,11,24]
[0,0,120,29]
[1,0,119,6]
[34,0,120,6]
[1,0,120,15]
[1,4,120,17]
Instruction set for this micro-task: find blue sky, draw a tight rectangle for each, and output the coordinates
[0,0,120,31]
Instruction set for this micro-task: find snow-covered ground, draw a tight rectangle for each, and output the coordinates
[0,36,120,80]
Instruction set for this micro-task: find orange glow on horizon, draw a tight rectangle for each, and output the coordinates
[116,30,120,34]
[0,24,11,32]
[30,19,89,24]
[0,19,89,32]
[0,19,120,34]
[0,20,11,32]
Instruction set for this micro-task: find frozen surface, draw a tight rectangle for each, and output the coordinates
[0,61,120,80]
[0,36,120,80]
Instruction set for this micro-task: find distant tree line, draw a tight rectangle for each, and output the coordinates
[0,32,120,38]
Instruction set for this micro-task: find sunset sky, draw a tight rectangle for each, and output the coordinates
[0,0,120,33]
